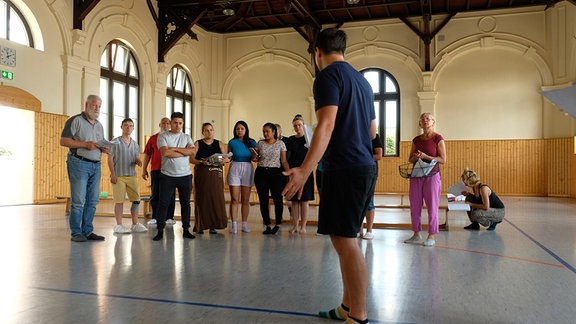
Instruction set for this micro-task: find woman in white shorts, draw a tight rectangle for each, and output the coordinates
[227,121,257,233]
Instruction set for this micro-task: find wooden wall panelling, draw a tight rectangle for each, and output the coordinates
[34,112,69,203]
[34,119,574,203]
[545,138,571,197]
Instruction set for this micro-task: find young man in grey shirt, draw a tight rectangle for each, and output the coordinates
[152,112,196,241]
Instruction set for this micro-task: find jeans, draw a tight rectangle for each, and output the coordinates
[66,154,101,237]
[150,170,175,220]
[157,173,192,231]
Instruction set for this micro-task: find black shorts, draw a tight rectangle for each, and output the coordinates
[317,165,376,237]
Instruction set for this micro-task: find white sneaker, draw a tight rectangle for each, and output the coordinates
[113,224,131,234]
[362,232,374,240]
[131,223,148,233]
[166,219,177,225]
[147,219,157,225]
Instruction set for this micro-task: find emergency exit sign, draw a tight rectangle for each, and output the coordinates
[1,70,13,80]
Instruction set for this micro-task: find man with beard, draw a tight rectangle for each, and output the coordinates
[60,95,109,242]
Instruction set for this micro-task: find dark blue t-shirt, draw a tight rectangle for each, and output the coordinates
[313,61,375,170]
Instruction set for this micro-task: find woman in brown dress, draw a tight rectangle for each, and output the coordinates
[190,123,230,234]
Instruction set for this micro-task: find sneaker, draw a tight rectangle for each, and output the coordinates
[423,238,436,247]
[270,225,280,235]
[464,222,480,230]
[86,233,105,241]
[362,232,374,240]
[230,222,237,234]
[209,229,217,234]
[263,226,272,234]
[71,234,87,242]
[196,230,204,234]
[166,219,177,225]
[131,223,148,233]
[404,234,422,243]
[147,219,157,225]
[242,224,251,233]
[113,224,131,234]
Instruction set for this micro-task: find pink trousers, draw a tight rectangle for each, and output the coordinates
[408,172,441,235]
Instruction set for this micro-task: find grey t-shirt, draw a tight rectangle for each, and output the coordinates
[157,131,194,177]
[61,112,105,161]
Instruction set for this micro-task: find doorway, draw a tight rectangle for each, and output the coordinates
[0,105,34,205]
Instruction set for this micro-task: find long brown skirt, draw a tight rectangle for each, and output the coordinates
[193,164,228,231]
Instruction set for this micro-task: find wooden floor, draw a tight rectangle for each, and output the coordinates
[1,195,575,323]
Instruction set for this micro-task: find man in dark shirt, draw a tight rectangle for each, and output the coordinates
[283,28,376,324]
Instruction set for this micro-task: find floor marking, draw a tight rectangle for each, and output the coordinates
[506,219,576,274]
[30,286,406,324]
[435,245,565,268]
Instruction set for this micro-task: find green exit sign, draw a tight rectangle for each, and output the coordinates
[1,70,13,80]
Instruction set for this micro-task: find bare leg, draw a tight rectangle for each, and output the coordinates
[240,186,252,222]
[290,202,300,234]
[299,201,309,234]
[114,203,124,225]
[330,235,368,321]
[229,186,241,222]
[365,210,374,233]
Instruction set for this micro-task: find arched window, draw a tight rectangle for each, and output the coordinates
[362,68,400,157]
[0,0,34,46]
[166,65,193,134]
[100,41,140,140]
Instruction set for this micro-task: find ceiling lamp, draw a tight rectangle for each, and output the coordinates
[223,7,235,16]
[223,2,235,16]
[347,0,360,4]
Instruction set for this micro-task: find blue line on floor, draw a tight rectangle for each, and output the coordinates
[30,286,404,324]
[506,219,576,274]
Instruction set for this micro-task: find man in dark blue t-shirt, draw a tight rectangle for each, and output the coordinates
[283,28,376,324]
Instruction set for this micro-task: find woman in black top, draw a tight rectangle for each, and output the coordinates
[190,123,230,234]
[461,168,505,231]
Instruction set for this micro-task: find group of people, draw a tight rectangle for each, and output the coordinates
[60,28,504,324]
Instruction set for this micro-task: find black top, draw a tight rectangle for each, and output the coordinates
[285,136,307,168]
[467,184,505,208]
[196,139,221,160]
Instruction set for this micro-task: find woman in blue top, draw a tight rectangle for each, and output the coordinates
[227,121,257,234]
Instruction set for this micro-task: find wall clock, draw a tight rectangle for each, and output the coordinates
[0,46,16,67]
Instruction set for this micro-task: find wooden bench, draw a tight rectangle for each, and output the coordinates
[302,204,450,231]
[370,204,450,231]
[57,195,154,217]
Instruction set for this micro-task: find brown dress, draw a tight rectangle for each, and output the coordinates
[193,139,228,231]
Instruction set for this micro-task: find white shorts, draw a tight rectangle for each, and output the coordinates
[226,162,255,187]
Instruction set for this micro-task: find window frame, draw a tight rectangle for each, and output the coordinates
[166,65,193,134]
[362,68,401,157]
[99,40,140,141]
[0,0,34,47]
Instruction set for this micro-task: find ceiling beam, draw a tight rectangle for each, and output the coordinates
[73,0,101,30]
[291,0,322,30]
[158,7,207,62]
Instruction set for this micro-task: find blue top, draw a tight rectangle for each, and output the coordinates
[313,61,375,170]
[228,138,256,162]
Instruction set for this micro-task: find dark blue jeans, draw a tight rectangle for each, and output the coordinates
[156,173,192,231]
[150,170,175,220]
